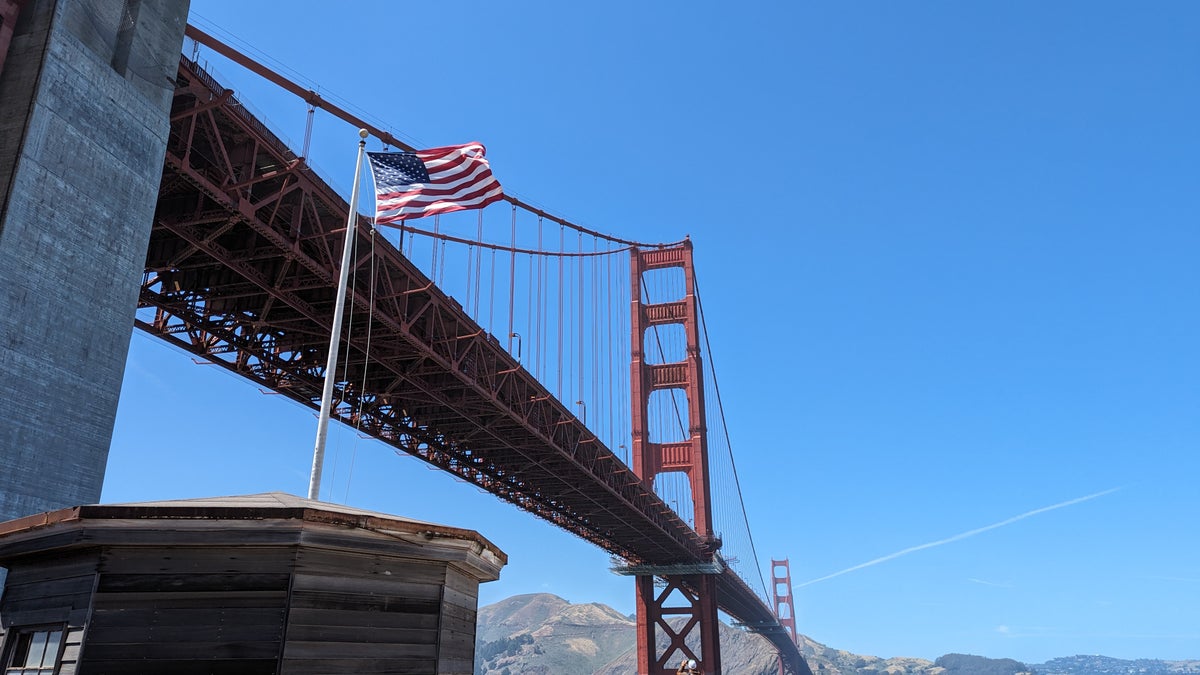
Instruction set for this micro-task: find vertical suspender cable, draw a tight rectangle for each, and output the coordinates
[592,237,600,438]
[508,206,517,352]
[302,105,314,158]
[535,218,544,379]
[526,250,533,364]
[557,224,564,400]
[577,231,585,424]
[438,238,446,288]
[488,248,496,335]
[465,239,474,317]
[596,242,603,441]
[626,251,631,463]
[566,250,573,407]
[474,210,484,317]
[436,214,446,278]
[607,244,615,455]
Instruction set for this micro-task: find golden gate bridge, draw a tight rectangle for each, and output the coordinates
[137,25,812,675]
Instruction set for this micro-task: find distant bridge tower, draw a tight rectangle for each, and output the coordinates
[629,240,722,674]
[773,558,799,674]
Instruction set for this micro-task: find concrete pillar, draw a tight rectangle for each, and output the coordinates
[0,1,28,78]
[0,0,189,523]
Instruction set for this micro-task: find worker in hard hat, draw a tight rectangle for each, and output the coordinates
[676,657,700,674]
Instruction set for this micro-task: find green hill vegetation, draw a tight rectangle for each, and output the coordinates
[935,653,1033,675]
[1032,655,1200,674]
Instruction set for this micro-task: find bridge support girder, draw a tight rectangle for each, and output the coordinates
[637,573,721,675]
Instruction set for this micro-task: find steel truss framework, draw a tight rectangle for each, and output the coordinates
[635,574,721,673]
[139,57,809,674]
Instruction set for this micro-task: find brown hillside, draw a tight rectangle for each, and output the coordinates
[475,593,954,675]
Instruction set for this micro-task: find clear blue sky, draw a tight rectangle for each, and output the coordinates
[106,1,1199,665]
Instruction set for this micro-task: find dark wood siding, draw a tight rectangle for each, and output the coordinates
[281,548,445,674]
[0,551,96,626]
[0,497,500,675]
[437,567,481,675]
[78,545,290,675]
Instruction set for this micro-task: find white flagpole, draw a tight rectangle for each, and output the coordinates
[308,128,370,500]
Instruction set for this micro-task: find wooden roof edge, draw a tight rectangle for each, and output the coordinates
[303,509,507,564]
[0,495,506,564]
[0,505,83,538]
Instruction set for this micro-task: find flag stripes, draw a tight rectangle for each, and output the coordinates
[368,142,503,224]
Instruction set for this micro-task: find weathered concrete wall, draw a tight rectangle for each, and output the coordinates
[0,1,27,78]
[0,0,189,523]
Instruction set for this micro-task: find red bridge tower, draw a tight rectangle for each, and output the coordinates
[773,558,800,674]
[629,241,722,674]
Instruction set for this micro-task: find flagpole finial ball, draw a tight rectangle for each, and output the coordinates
[358,129,369,139]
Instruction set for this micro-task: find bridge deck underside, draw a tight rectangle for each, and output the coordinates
[139,57,806,674]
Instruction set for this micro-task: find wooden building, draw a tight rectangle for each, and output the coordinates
[0,493,506,674]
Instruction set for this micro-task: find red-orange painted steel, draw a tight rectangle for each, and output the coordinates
[773,558,799,675]
[773,558,799,642]
[630,243,721,674]
[636,574,722,674]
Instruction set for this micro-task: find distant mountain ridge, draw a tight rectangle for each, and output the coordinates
[473,593,1195,675]
[476,593,636,674]
[1032,655,1200,674]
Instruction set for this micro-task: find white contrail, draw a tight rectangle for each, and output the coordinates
[968,577,1013,588]
[795,487,1121,588]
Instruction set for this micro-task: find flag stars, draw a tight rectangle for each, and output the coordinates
[368,151,430,186]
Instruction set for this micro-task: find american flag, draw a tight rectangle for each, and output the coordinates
[367,142,504,224]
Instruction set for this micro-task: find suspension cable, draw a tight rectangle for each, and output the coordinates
[181,24,689,252]
[398,222,632,258]
[695,272,769,597]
